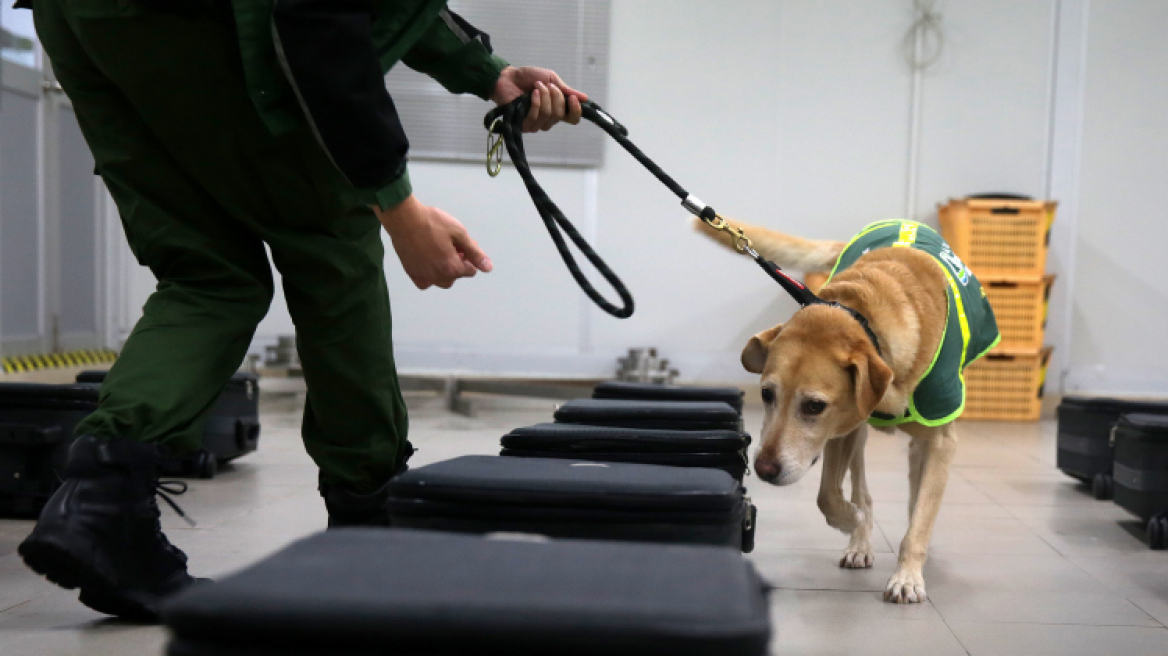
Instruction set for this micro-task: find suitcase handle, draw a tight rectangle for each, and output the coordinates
[0,423,65,445]
[234,418,261,450]
[741,498,757,554]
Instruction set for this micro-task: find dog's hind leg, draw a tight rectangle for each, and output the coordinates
[884,421,957,604]
[841,426,875,568]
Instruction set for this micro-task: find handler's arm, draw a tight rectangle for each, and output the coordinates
[271,3,585,289]
[272,0,411,210]
[404,9,588,131]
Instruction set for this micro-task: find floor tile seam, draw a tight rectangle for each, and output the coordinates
[747,545,866,552]
[1049,538,1165,624]
[872,517,899,552]
[928,598,973,656]
[877,515,1059,530]
[978,501,1089,508]
[950,464,1059,473]
[1065,555,1168,592]
[942,619,1168,629]
[0,598,35,616]
[952,468,1014,510]
[978,486,1088,551]
[926,572,1161,629]
[748,547,893,556]
[1030,527,1075,558]
[768,585,888,593]
[767,589,951,622]
[1127,598,1168,630]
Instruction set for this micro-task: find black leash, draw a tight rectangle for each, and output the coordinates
[484,95,881,355]
[484,96,633,318]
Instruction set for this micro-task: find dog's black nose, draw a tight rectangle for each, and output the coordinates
[755,458,782,483]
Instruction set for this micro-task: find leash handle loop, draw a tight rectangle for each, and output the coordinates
[485,94,634,318]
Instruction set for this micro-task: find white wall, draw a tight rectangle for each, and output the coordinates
[914,0,1057,210]
[1064,0,1168,395]
[111,0,1168,396]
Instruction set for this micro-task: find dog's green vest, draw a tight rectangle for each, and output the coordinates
[826,220,1001,426]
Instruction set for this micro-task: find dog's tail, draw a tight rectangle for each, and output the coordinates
[693,217,845,272]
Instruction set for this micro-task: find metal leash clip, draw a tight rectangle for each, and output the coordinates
[702,213,755,255]
[683,195,754,255]
[486,117,504,177]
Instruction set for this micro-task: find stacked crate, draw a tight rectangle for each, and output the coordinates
[940,198,1057,421]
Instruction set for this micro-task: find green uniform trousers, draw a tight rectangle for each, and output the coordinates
[34,0,411,493]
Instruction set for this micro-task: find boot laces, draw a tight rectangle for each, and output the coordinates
[156,480,197,528]
[147,479,195,565]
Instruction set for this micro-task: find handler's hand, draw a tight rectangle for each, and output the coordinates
[491,66,588,133]
[377,195,493,290]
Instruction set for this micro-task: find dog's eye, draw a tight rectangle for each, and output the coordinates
[760,387,775,404]
[801,399,827,416]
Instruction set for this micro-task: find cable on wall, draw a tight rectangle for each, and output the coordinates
[903,0,945,221]
[903,0,945,71]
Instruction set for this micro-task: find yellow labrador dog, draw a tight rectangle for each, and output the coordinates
[699,218,1000,604]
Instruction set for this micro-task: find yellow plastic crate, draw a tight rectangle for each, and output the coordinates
[962,347,1052,422]
[984,275,1055,351]
[939,198,1057,281]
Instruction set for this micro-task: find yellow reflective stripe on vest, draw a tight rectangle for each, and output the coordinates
[893,221,919,247]
[891,259,973,428]
[938,262,972,359]
[827,219,903,281]
[936,258,971,388]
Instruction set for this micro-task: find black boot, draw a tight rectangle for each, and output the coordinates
[18,435,201,622]
[319,475,394,528]
[319,444,413,528]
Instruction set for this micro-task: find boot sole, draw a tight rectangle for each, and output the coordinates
[18,534,160,622]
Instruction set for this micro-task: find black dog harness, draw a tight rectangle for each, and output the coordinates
[483,95,881,356]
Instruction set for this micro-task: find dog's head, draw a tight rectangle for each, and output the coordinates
[743,305,893,485]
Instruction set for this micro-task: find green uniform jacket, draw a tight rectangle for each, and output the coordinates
[234,0,509,209]
[826,220,1002,426]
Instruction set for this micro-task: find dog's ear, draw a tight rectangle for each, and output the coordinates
[741,324,784,374]
[847,344,893,417]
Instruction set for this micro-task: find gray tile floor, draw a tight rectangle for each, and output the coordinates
[1,391,1166,655]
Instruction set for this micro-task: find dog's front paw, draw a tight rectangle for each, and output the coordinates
[839,547,874,569]
[883,567,926,604]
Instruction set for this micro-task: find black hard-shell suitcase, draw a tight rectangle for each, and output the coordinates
[162,529,773,656]
[1056,396,1168,499]
[501,422,752,481]
[387,455,757,552]
[76,370,261,478]
[555,398,743,432]
[593,381,746,414]
[0,383,100,517]
[1111,413,1168,549]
